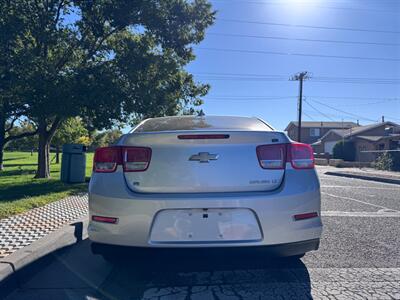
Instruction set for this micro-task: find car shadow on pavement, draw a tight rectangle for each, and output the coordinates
[3,240,311,300]
[97,245,312,299]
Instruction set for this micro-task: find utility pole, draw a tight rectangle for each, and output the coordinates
[290,71,310,142]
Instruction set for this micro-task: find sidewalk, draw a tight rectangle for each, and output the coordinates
[0,194,88,259]
[321,166,400,185]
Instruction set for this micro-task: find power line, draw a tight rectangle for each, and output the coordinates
[302,111,316,121]
[195,72,400,83]
[195,75,400,85]
[204,94,400,101]
[195,72,286,79]
[303,99,336,121]
[205,97,295,101]
[312,77,400,84]
[306,98,400,106]
[199,77,400,84]
[303,110,364,121]
[208,32,400,47]
[213,0,398,14]
[196,47,400,62]
[308,99,379,122]
[303,110,347,120]
[218,18,400,34]
[306,96,400,101]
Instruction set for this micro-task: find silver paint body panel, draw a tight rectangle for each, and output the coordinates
[88,116,322,249]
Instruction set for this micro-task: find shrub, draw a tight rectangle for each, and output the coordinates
[375,152,400,171]
[332,141,356,161]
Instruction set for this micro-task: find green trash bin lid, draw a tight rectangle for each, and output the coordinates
[62,144,87,154]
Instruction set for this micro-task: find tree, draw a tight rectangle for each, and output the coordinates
[52,118,89,164]
[0,1,37,170]
[90,129,123,150]
[4,121,38,152]
[375,152,400,171]
[333,141,356,161]
[6,0,214,178]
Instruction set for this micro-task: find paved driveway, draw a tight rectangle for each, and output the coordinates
[5,167,400,299]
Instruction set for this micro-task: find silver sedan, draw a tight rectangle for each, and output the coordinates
[88,116,322,259]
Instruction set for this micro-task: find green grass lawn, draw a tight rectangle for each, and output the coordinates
[0,151,94,219]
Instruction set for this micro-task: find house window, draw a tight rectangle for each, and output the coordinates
[310,128,321,137]
[378,143,385,150]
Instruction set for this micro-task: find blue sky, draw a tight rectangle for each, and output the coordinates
[186,0,400,130]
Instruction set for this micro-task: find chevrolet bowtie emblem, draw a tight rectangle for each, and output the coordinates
[189,152,219,163]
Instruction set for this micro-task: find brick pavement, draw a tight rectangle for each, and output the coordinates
[0,194,88,259]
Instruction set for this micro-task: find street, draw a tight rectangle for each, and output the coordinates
[5,167,400,300]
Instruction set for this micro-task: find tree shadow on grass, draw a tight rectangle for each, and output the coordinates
[3,163,39,168]
[0,169,37,177]
[3,157,28,162]
[0,180,88,202]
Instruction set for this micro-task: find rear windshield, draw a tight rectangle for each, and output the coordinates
[134,116,273,132]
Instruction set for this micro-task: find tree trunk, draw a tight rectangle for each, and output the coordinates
[0,109,6,171]
[35,126,51,178]
[35,118,62,178]
[0,143,4,171]
[56,145,60,164]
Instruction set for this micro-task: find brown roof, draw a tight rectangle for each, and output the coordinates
[343,122,399,138]
[318,122,400,142]
[285,121,358,131]
[356,136,385,142]
[356,134,400,142]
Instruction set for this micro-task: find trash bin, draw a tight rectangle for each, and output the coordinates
[60,144,87,183]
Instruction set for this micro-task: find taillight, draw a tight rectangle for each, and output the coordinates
[93,146,152,173]
[256,144,287,169]
[93,147,122,173]
[256,143,314,170]
[122,147,151,172]
[287,143,314,169]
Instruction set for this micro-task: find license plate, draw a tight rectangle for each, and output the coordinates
[149,208,262,243]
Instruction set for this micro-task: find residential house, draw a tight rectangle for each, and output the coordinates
[312,121,400,162]
[285,121,359,144]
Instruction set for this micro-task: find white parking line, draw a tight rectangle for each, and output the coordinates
[321,192,399,212]
[322,211,400,217]
[322,185,400,190]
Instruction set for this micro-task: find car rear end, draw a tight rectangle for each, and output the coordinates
[88,116,322,257]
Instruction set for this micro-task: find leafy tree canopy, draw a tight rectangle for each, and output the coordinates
[0,0,215,177]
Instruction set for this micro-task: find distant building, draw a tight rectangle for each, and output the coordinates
[312,121,400,162]
[285,121,359,144]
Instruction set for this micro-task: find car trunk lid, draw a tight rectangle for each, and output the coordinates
[122,131,288,193]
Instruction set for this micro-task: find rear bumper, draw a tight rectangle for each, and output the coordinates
[91,238,320,258]
[88,167,323,248]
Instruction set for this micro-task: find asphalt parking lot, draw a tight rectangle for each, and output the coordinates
[4,167,400,300]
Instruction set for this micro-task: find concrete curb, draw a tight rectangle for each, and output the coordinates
[325,171,400,185]
[0,215,89,297]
